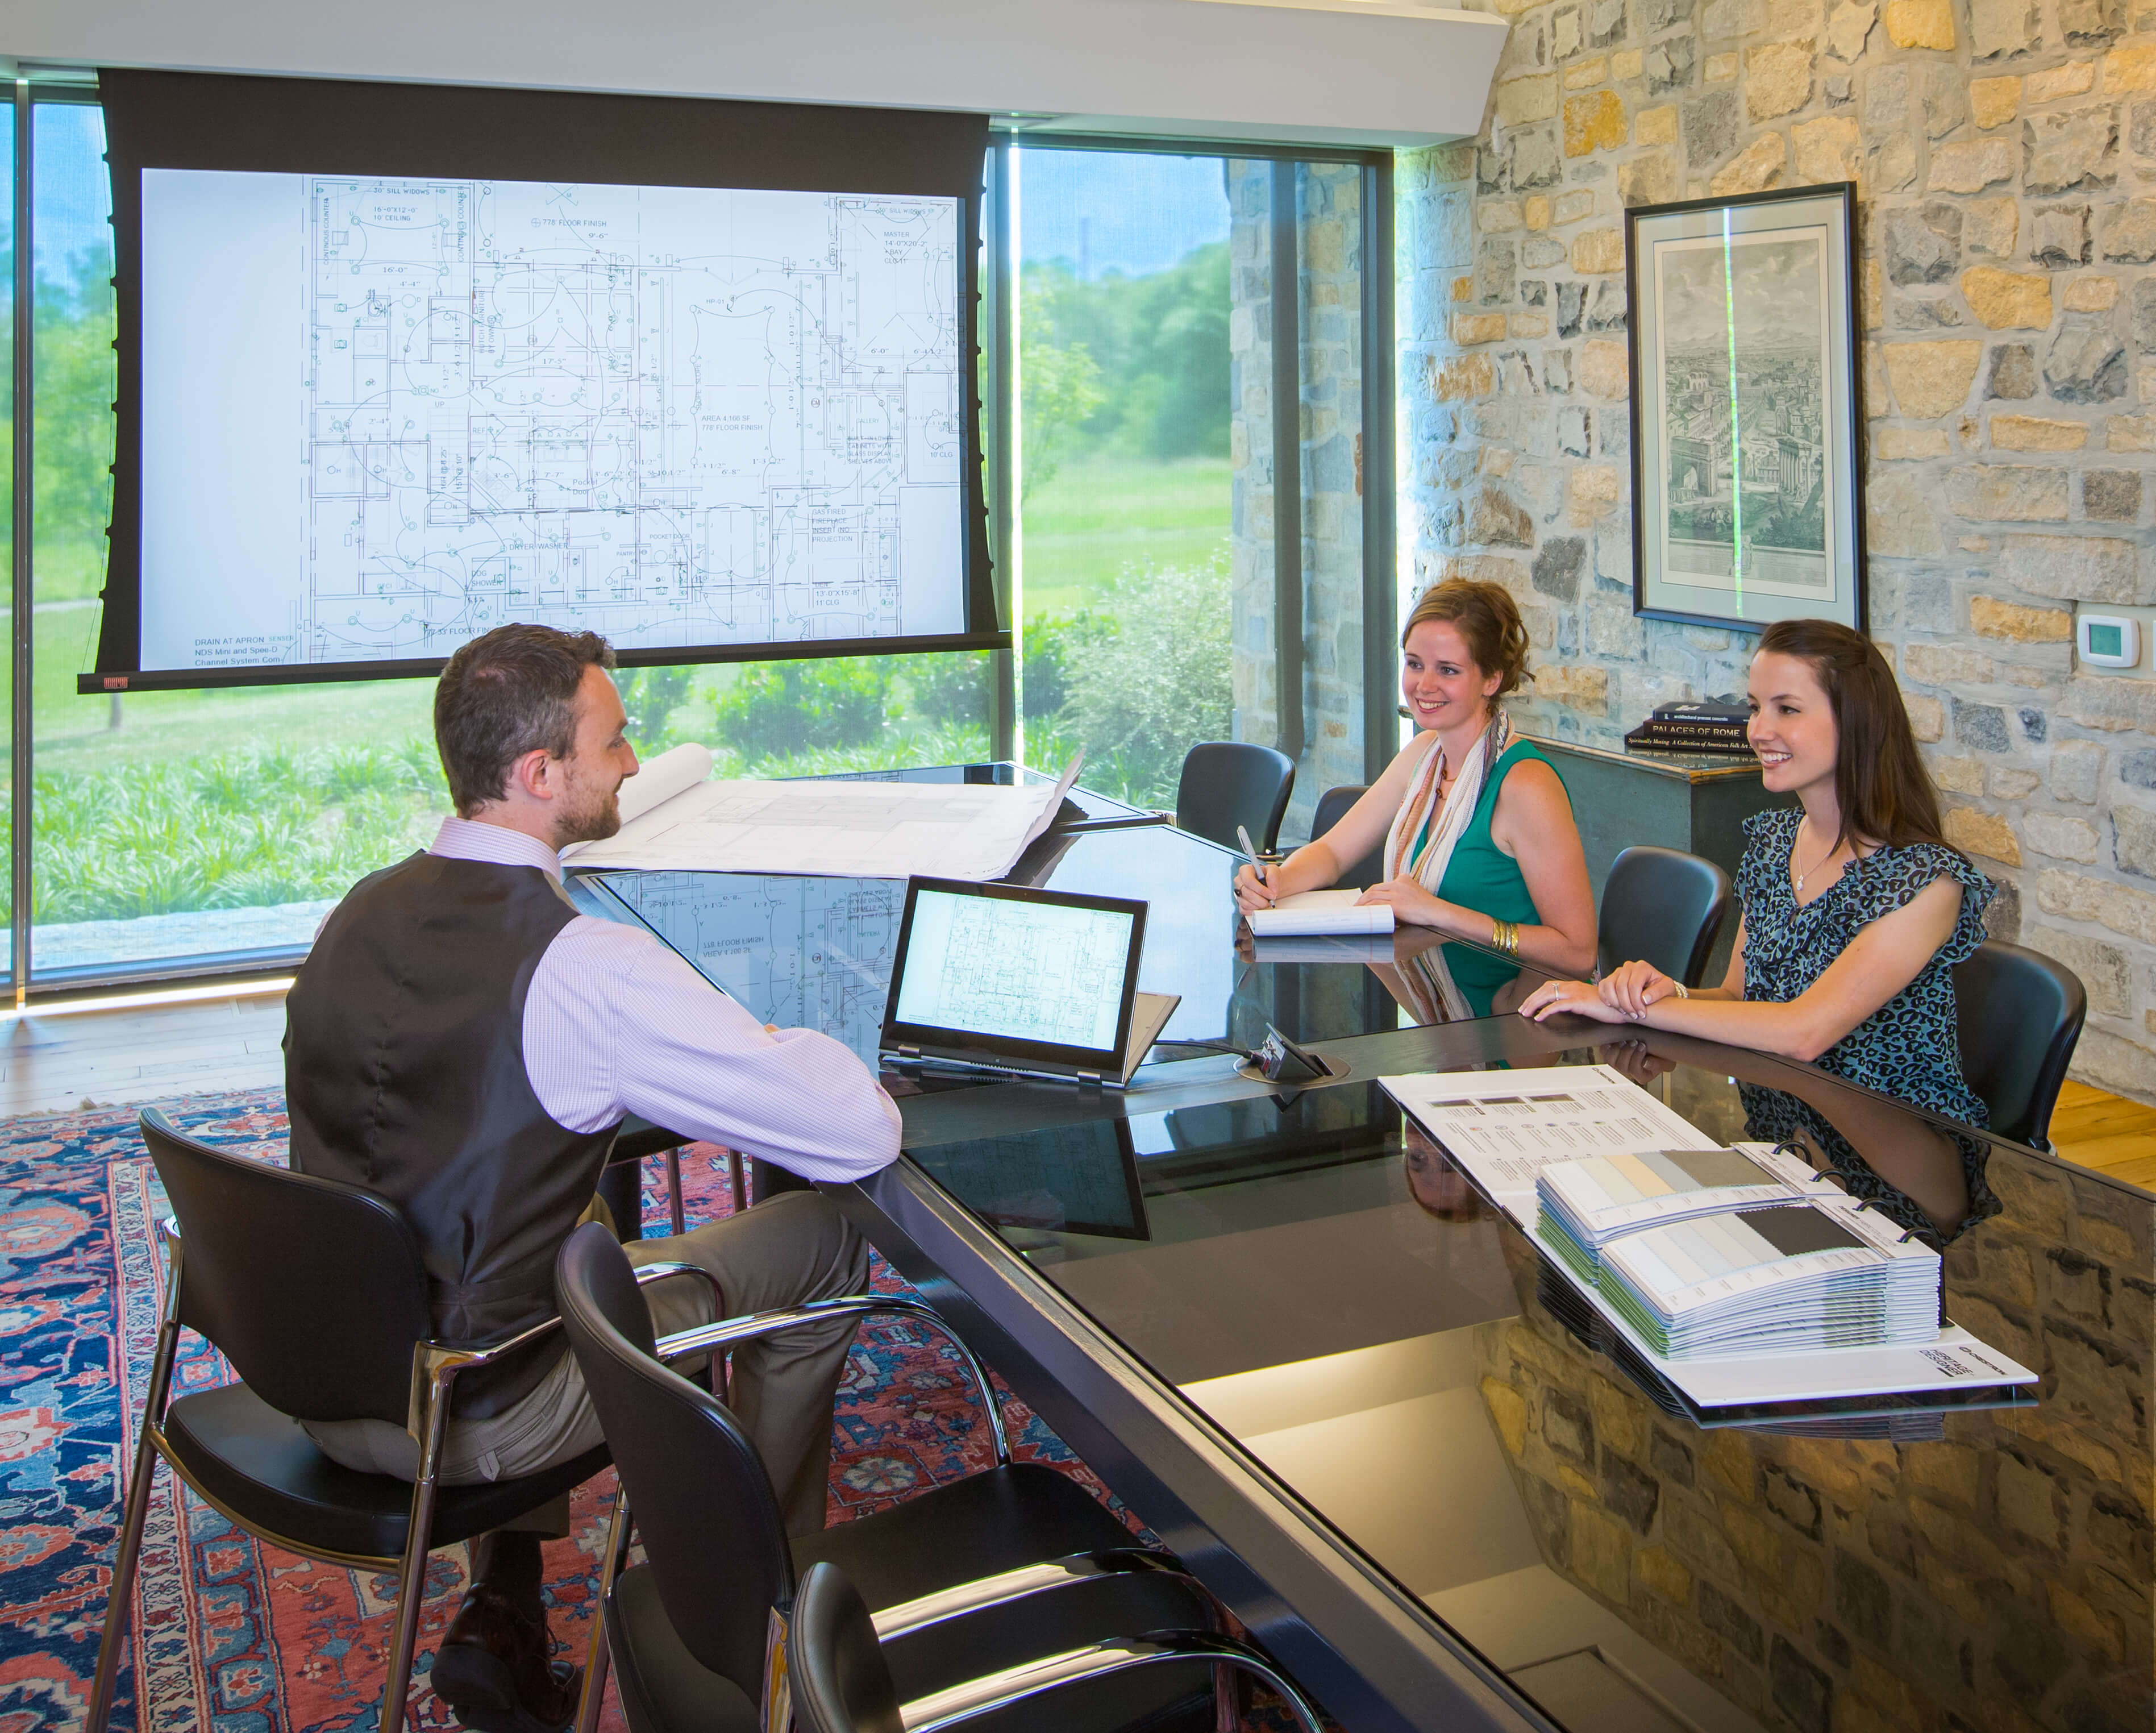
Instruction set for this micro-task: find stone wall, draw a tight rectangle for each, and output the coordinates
[1230,160,1371,843]
[1476,1141,2153,1732]
[1401,0,2156,1100]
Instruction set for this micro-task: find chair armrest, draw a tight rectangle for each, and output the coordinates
[897,1631,1323,1733]
[655,1293,1010,1466]
[871,1549,1202,1641]
[407,1261,723,1440]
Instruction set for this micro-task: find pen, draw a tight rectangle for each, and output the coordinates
[1236,824,1269,896]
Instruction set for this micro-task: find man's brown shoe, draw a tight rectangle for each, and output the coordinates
[430,1586,582,1733]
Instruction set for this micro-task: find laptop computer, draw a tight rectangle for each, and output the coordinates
[879,876,1179,1087]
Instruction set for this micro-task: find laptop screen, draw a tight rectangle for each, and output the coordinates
[884,877,1147,1069]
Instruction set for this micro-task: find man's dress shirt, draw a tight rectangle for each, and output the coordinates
[430,817,900,1181]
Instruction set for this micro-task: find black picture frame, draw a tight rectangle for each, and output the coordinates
[1625,181,1866,635]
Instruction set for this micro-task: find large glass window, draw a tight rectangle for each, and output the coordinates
[29,103,451,983]
[1006,146,1380,832]
[5,106,1377,990]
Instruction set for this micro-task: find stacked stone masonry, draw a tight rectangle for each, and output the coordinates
[1405,0,2156,1100]
[1230,160,1370,841]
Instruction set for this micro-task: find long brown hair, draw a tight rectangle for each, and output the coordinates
[1401,578,1532,697]
[1755,618,1950,854]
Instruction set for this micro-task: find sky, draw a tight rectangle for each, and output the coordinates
[30,103,115,286]
[1015,147,1231,279]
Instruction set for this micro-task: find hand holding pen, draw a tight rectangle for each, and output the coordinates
[1233,824,1277,913]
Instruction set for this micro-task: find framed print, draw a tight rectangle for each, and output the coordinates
[1626,182,1865,634]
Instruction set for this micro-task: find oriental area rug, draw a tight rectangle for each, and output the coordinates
[0,1092,1305,1733]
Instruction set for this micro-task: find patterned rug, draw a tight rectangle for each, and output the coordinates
[0,1092,1144,1733]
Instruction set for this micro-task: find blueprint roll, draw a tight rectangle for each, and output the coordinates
[609,745,713,833]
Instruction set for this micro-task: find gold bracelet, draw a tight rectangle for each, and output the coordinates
[1492,920,1519,958]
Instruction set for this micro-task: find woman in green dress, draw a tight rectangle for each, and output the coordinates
[1234,577,1597,979]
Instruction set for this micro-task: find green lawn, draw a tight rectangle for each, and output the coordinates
[1019,455,1230,618]
[30,601,438,776]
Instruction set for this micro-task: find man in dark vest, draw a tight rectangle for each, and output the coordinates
[285,624,900,1733]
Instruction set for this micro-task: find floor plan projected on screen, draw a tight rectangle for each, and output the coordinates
[141,171,967,669]
[896,891,1134,1052]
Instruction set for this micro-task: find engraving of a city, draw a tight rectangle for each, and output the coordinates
[1654,230,1832,598]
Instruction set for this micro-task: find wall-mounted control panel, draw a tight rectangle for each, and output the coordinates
[2074,603,2156,679]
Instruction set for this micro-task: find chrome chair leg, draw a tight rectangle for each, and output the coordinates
[664,1147,686,1237]
[88,1221,188,1733]
[726,1148,747,1215]
[85,1398,166,1733]
[574,1482,634,1733]
[381,1357,457,1733]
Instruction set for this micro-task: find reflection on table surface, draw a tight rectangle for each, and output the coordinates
[905,1034,2153,1733]
[570,764,1553,1066]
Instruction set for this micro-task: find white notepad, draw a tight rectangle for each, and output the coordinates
[1247,889,1395,937]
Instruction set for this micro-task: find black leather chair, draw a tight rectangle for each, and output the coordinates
[1175,742,1295,854]
[553,1223,1231,1733]
[1308,783,1388,890]
[89,1111,706,1733]
[786,1559,1323,1733]
[1953,940,2087,1149]
[1597,845,1732,989]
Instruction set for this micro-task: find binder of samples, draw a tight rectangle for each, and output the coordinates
[1535,1143,1839,1283]
[1380,1067,2038,1410]
[1593,1200,1943,1360]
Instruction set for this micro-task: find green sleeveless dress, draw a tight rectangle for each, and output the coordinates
[1397,739,1567,1013]
[1404,736,1565,924]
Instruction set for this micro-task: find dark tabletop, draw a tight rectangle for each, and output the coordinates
[576,764,2154,1733]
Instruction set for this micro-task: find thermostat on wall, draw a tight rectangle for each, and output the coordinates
[2080,613,2141,669]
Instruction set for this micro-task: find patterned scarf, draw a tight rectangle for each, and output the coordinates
[1383,708,1513,894]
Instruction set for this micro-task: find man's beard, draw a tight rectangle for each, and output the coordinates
[554,782,622,846]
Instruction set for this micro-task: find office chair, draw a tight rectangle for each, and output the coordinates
[1308,783,1388,890]
[1597,845,1732,989]
[786,1559,1325,1733]
[1953,940,2087,1149]
[90,1111,709,1733]
[553,1223,1233,1733]
[1175,742,1295,854]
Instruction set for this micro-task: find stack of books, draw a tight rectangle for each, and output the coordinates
[1594,1200,1942,1359]
[1624,698,1754,756]
[1535,1144,1838,1285]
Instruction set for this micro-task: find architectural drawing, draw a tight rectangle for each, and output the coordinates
[302,176,964,662]
[1652,228,1834,600]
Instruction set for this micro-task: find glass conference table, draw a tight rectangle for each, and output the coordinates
[575,766,2154,1733]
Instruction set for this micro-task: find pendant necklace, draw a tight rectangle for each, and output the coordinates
[1792,820,1837,896]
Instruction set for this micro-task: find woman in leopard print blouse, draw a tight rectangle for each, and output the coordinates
[1519,618,1993,1132]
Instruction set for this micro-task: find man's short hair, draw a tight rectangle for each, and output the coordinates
[435,625,617,816]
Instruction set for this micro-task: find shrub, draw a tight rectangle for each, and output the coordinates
[909,652,991,731]
[709,659,898,764]
[617,666,698,749]
[1044,554,1231,808]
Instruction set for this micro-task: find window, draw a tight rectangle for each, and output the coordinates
[4,99,1385,990]
[1000,143,1393,831]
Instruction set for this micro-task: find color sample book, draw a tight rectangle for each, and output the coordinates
[1536,1143,1836,1282]
[1597,1202,1942,1360]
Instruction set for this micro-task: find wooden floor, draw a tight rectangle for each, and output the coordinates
[6,988,2155,1190]
[2049,1079,2156,1191]
[0,987,289,1120]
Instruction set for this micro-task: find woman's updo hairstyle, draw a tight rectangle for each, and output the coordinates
[1401,577,1533,699]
